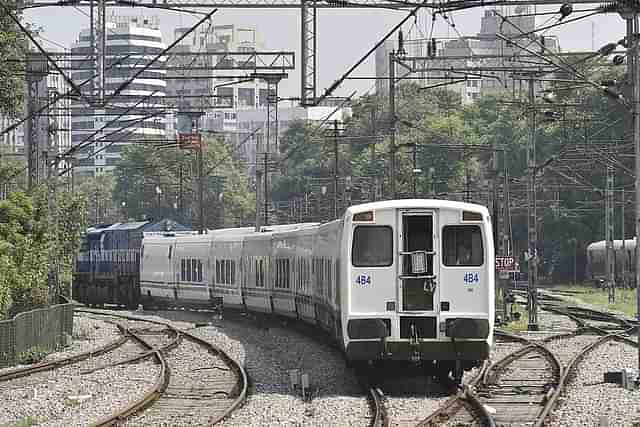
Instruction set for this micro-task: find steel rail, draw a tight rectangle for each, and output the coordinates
[0,325,129,383]
[76,308,248,426]
[369,387,389,427]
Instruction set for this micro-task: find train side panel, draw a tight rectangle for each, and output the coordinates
[174,236,211,305]
[241,233,273,314]
[140,236,177,302]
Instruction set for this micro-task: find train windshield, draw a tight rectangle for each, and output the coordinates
[352,226,393,267]
[443,225,484,266]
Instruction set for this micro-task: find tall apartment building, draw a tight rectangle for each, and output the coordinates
[167,24,268,113]
[376,7,560,103]
[71,15,167,178]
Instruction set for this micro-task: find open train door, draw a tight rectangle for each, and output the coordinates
[397,210,439,347]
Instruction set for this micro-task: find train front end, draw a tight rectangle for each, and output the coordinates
[342,200,494,378]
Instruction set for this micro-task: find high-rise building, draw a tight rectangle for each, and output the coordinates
[71,15,166,178]
[167,24,268,113]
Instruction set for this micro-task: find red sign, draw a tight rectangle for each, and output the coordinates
[496,256,516,271]
[178,133,202,150]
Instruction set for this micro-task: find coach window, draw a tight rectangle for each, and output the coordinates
[352,226,393,267]
[443,225,484,266]
[181,259,186,281]
[197,260,203,282]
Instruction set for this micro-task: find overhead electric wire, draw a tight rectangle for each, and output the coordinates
[0,1,89,103]
[316,4,422,105]
[0,52,136,138]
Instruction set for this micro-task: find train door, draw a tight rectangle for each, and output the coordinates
[398,211,438,339]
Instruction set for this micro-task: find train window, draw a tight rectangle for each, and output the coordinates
[181,259,186,281]
[352,226,393,267]
[197,260,203,282]
[327,259,333,302]
[443,225,484,267]
[186,259,193,281]
[275,259,290,289]
[256,259,265,287]
[230,260,236,284]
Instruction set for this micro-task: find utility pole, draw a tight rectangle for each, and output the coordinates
[46,88,59,304]
[621,189,626,288]
[619,6,640,374]
[526,77,538,331]
[178,163,184,224]
[255,132,263,232]
[26,53,47,190]
[630,12,640,373]
[389,51,397,200]
[333,120,339,218]
[606,166,615,303]
[412,143,418,198]
[198,135,204,234]
[370,108,377,202]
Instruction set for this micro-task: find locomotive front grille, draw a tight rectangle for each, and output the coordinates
[400,316,436,339]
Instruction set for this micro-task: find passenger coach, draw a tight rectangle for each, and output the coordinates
[139,200,494,382]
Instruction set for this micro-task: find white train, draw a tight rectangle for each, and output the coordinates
[140,200,495,381]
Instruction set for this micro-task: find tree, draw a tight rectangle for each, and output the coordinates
[0,189,49,318]
[0,0,24,117]
[114,137,255,228]
[77,174,117,224]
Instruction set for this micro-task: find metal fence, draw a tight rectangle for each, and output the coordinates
[0,303,74,367]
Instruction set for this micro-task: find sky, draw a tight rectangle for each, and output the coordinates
[24,4,628,99]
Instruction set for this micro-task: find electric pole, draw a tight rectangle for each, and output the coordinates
[621,189,626,288]
[606,166,615,303]
[389,50,397,200]
[628,12,640,373]
[333,120,339,218]
[527,77,539,331]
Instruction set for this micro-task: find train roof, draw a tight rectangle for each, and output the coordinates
[587,239,637,250]
[345,199,490,215]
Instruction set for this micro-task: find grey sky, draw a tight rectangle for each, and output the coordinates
[25,5,627,99]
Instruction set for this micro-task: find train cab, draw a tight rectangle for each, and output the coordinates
[341,200,494,379]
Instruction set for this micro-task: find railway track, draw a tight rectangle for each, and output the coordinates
[413,300,637,427]
[75,309,247,426]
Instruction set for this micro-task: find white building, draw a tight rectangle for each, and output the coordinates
[71,15,167,178]
[167,24,269,113]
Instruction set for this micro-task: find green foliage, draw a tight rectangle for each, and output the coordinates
[114,137,255,228]
[15,345,50,365]
[0,189,50,318]
[76,174,117,225]
[0,0,25,117]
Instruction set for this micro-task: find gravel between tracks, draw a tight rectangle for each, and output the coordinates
[186,313,369,427]
[0,315,159,427]
[546,339,640,427]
